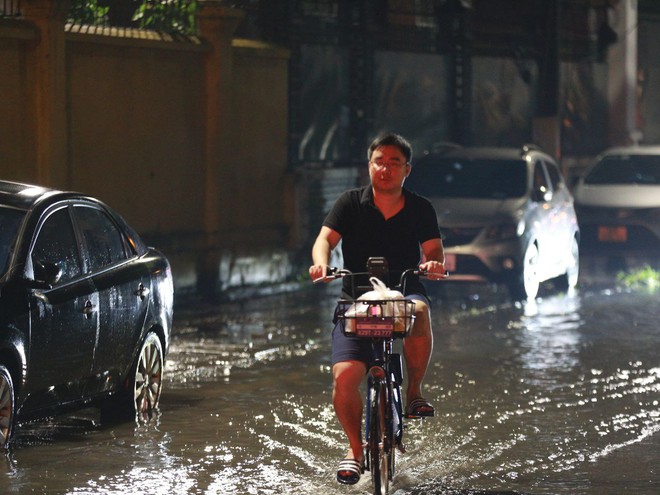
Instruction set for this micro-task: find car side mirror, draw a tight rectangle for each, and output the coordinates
[570,175,581,189]
[33,260,62,286]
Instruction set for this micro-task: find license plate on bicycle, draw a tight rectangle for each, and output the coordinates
[355,317,394,338]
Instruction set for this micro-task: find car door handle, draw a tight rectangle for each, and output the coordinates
[82,299,96,319]
[135,283,150,300]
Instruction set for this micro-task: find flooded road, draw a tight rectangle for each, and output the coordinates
[1,271,659,495]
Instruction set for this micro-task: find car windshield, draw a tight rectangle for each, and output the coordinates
[0,207,25,277]
[585,154,660,185]
[406,158,528,199]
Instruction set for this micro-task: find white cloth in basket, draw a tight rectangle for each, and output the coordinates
[343,277,409,334]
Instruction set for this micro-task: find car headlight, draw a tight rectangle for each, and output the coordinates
[485,221,525,240]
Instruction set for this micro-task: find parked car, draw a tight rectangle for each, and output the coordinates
[0,180,174,448]
[405,145,580,300]
[572,145,660,259]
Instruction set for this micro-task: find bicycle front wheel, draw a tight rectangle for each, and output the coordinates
[367,378,390,495]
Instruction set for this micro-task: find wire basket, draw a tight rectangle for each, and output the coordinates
[336,299,416,338]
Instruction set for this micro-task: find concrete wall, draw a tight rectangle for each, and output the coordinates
[224,39,292,247]
[0,20,38,181]
[66,28,207,236]
[0,3,297,297]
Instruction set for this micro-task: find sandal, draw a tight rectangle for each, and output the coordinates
[405,397,435,419]
[336,458,363,485]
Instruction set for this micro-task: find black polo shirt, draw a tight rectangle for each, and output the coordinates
[323,185,441,297]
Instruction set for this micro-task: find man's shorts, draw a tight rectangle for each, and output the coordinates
[331,293,430,367]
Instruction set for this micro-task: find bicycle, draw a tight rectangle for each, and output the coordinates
[316,259,446,495]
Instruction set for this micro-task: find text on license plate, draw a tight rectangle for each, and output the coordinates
[598,226,627,243]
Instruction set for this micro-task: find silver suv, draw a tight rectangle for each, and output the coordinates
[406,145,580,300]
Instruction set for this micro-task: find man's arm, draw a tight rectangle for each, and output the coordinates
[309,226,342,281]
[419,238,446,277]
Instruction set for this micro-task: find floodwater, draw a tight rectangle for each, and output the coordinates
[1,270,659,495]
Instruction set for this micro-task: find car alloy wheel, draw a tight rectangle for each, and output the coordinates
[565,237,580,289]
[522,243,540,300]
[0,366,15,449]
[133,332,164,420]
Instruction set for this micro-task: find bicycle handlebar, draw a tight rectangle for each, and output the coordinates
[312,266,449,285]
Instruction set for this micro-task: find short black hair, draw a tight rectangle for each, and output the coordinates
[367,132,413,163]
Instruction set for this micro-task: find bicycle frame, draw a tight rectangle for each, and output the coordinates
[365,336,403,494]
[332,271,417,495]
[316,262,446,495]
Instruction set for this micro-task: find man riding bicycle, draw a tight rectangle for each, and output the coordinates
[308,132,446,485]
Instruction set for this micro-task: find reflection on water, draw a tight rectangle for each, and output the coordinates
[410,289,660,495]
[1,285,659,494]
[518,293,583,374]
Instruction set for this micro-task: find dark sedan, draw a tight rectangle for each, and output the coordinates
[0,180,174,448]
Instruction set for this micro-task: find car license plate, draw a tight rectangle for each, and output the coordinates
[444,253,457,272]
[598,226,627,243]
[355,317,394,338]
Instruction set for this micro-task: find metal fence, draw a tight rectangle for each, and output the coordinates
[0,0,20,17]
[0,1,442,35]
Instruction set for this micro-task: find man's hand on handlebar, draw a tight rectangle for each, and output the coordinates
[309,264,326,282]
[418,260,448,279]
[309,264,336,283]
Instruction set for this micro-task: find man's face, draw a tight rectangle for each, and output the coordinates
[368,145,411,193]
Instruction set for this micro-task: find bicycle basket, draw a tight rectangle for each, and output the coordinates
[337,299,416,338]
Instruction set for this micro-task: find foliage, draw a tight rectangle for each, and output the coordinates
[68,0,198,35]
[133,0,198,34]
[616,265,660,292]
[68,0,110,25]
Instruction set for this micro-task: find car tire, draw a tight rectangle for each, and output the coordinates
[558,236,579,291]
[0,365,15,449]
[131,332,164,420]
[507,242,540,301]
[107,332,164,422]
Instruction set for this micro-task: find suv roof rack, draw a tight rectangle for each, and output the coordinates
[424,142,463,156]
[520,143,542,156]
